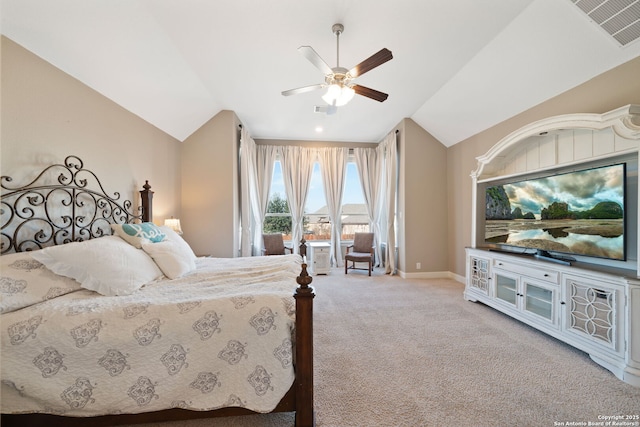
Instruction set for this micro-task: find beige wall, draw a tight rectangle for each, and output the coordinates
[447,55,640,278]
[1,36,182,224]
[399,118,449,275]
[181,110,241,257]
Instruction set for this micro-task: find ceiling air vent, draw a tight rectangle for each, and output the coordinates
[569,0,640,46]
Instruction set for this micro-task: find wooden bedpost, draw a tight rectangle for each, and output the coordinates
[294,239,315,426]
[140,180,153,223]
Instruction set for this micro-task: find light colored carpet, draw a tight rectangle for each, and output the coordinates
[122,267,640,427]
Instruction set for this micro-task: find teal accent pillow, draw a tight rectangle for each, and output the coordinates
[111,222,166,248]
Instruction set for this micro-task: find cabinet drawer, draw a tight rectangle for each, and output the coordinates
[493,259,558,284]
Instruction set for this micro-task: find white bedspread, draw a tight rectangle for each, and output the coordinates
[1,254,301,416]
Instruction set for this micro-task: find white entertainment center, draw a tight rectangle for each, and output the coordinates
[464,105,640,387]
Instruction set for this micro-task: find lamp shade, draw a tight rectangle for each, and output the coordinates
[164,218,183,235]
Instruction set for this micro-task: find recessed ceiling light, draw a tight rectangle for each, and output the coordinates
[315,126,323,133]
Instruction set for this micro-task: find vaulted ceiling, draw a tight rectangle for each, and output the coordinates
[2,0,639,146]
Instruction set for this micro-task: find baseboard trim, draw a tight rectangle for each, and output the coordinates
[450,272,465,283]
[399,271,465,282]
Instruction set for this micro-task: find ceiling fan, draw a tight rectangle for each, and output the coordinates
[281,23,393,110]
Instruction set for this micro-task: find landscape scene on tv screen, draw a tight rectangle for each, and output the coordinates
[484,164,625,261]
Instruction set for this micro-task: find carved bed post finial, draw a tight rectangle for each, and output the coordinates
[296,263,313,289]
[296,237,312,290]
[299,237,307,259]
[140,180,153,223]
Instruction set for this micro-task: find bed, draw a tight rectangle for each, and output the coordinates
[0,155,315,426]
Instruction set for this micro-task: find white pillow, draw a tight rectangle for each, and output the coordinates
[159,225,197,261]
[30,236,163,296]
[141,241,196,279]
[111,222,166,249]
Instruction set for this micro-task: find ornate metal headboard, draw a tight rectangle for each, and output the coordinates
[1,155,153,254]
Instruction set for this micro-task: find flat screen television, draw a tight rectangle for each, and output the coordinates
[484,163,626,262]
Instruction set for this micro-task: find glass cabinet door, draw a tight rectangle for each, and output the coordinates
[524,282,553,321]
[495,273,517,306]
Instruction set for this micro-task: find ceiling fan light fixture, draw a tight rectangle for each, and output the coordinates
[282,24,392,104]
[322,84,355,106]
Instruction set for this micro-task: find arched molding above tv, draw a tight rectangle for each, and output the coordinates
[472,104,640,181]
[470,105,640,268]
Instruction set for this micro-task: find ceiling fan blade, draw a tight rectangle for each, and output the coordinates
[352,85,389,102]
[348,48,393,78]
[298,46,334,75]
[281,84,325,96]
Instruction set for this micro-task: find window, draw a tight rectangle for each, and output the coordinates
[263,161,292,238]
[341,162,369,239]
[264,158,369,242]
[304,163,328,240]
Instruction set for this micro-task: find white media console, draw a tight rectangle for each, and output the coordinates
[465,105,640,386]
[465,247,640,386]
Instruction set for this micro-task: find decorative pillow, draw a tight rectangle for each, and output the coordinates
[111,222,166,249]
[141,241,196,279]
[30,235,163,296]
[159,225,197,262]
[0,251,83,314]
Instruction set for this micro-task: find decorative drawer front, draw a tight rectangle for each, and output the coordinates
[562,274,624,354]
[493,259,558,284]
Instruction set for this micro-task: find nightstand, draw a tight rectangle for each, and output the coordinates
[309,242,331,275]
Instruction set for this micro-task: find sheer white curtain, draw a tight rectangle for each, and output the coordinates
[239,127,257,257]
[354,147,382,266]
[280,146,315,254]
[318,147,348,266]
[378,131,398,274]
[252,144,278,255]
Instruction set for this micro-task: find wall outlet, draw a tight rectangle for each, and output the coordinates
[416,262,421,270]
